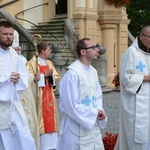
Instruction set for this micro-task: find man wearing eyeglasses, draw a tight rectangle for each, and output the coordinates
[57,38,107,150]
[115,25,150,150]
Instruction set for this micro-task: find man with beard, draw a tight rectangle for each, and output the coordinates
[0,21,36,150]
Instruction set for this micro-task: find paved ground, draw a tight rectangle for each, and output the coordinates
[102,89,120,136]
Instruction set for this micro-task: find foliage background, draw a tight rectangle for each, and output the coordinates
[127,0,150,37]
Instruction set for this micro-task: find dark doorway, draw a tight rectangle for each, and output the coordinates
[56,0,67,14]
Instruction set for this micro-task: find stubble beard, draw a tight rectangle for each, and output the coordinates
[0,40,12,48]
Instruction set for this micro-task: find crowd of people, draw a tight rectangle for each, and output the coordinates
[0,20,107,150]
[1,20,150,150]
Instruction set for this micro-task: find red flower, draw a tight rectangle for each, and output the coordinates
[103,132,118,150]
[112,72,120,87]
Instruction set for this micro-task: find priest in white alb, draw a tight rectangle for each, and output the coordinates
[0,21,36,150]
[114,25,150,150]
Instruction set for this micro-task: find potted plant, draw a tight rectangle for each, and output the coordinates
[112,72,120,88]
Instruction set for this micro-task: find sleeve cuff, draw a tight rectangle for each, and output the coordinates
[125,74,144,94]
[38,74,45,87]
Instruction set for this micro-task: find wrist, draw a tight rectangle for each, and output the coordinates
[144,75,150,82]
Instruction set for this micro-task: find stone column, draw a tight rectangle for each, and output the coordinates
[73,0,99,41]
[97,0,130,87]
[101,24,116,87]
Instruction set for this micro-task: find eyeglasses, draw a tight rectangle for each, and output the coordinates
[82,45,97,50]
[142,33,150,39]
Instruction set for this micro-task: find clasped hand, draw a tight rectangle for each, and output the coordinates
[97,110,107,121]
[10,72,20,83]
[44,69,53,77]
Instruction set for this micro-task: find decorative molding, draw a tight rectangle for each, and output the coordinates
[101,24,117,30]
[73,13,99,20]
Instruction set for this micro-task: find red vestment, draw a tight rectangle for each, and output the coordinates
[39,65,55,133]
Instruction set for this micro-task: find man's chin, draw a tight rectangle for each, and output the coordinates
[95,55,99,59]
[3,43,12,47]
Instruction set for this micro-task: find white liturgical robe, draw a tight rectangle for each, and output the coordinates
[115,38,150,150]
[0,47,36,150]
[57,60,107,150]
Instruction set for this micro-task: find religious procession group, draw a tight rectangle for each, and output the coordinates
[1,19,150,150]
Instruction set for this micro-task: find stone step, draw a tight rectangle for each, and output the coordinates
[28,30,64,34]
[20,34,65,41]
[37,22,65,27]
[52,14,67,20]
[20,40,67,48]
[30,25,64,30]
[38,14,67,25]
[20,13,76,62]
[40,37,65,42]
[38,20,65,26]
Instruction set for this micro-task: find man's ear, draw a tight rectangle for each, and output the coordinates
[80,49,86,56]
[41,49,45,54]
[139,34,142,41]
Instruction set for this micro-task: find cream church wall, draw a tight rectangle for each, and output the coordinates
[0,0,130,87]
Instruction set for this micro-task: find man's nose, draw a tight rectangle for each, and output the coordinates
[7,34,12,38]
[96,48,100,53]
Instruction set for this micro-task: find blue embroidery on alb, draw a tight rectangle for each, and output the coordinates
[92,96,97,108]
[136,61,146,72]
[81,95,97,107]
[81,95,91,106]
